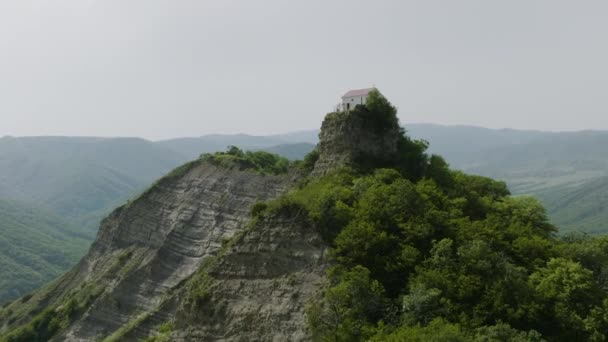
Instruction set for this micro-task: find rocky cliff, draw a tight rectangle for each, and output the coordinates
[0,103,399,341]
[312,109,401,176]
[0,158,326,341]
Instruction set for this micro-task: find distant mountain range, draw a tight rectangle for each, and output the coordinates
[1,124,608,303]
[0,136,186,234]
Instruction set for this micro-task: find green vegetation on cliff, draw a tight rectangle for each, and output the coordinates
[4,91,608,341]
[404,124,608,234]
[0,281,103,342]
[252,93,608,341]
[201,146,291,175]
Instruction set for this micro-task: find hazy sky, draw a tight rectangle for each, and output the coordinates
[1,0,607,139]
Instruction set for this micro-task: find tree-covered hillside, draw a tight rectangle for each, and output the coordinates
[413,128,608,234]
[0,137,186,232]
[534,176,608,235]
[290,167,608,340]
[252,93,608,341]
[0,135,318,304]
[238,125,608,234]
[0,199,89,303]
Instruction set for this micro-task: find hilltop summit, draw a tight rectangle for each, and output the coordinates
[313,90,402,176]
[313,89,428,181]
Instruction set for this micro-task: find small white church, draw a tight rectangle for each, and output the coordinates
[341,87,376,111]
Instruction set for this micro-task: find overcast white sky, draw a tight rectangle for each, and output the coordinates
[1,0,607,139]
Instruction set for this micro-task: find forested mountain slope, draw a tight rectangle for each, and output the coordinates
[0,199,89,303]
[0,137,185,232]
[3,91,608,341]
[405,126,608,233]
[245,125,608,234]
[534,176,608,235]
[1,124,607,306]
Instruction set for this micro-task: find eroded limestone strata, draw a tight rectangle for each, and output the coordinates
[7,161,299,341]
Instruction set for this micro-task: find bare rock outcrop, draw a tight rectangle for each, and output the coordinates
[312,109,401,176]
[170,211,329,342]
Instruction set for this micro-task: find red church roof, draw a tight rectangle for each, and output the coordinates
[342,88,374,98]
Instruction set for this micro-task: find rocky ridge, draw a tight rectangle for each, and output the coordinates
[0,104,398,341]
[0,160,304,341]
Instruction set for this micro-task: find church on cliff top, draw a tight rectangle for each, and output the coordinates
[341,87,376,111]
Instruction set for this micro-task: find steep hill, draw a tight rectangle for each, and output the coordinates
[2,124,607,307]
[5,92,608,341]
[0,134,319,304]
[0,157,301,340]
[0,137,189,304]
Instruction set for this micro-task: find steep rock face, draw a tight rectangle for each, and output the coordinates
[61,162,294,341]
[3,106,400,341]
[312,110,401,176]
[101,211,329,342]
[171,211,328,341]
[0,160,296,341]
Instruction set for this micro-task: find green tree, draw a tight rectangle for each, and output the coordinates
[307,266,385,342]
[364,88,398,133]
[473,322,544,342]
[370,318,467,342]
[529,258,599,339]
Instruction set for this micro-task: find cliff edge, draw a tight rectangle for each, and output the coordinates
[0,91,409,342]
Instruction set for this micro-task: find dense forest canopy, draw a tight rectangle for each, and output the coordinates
[253,91,608,341]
